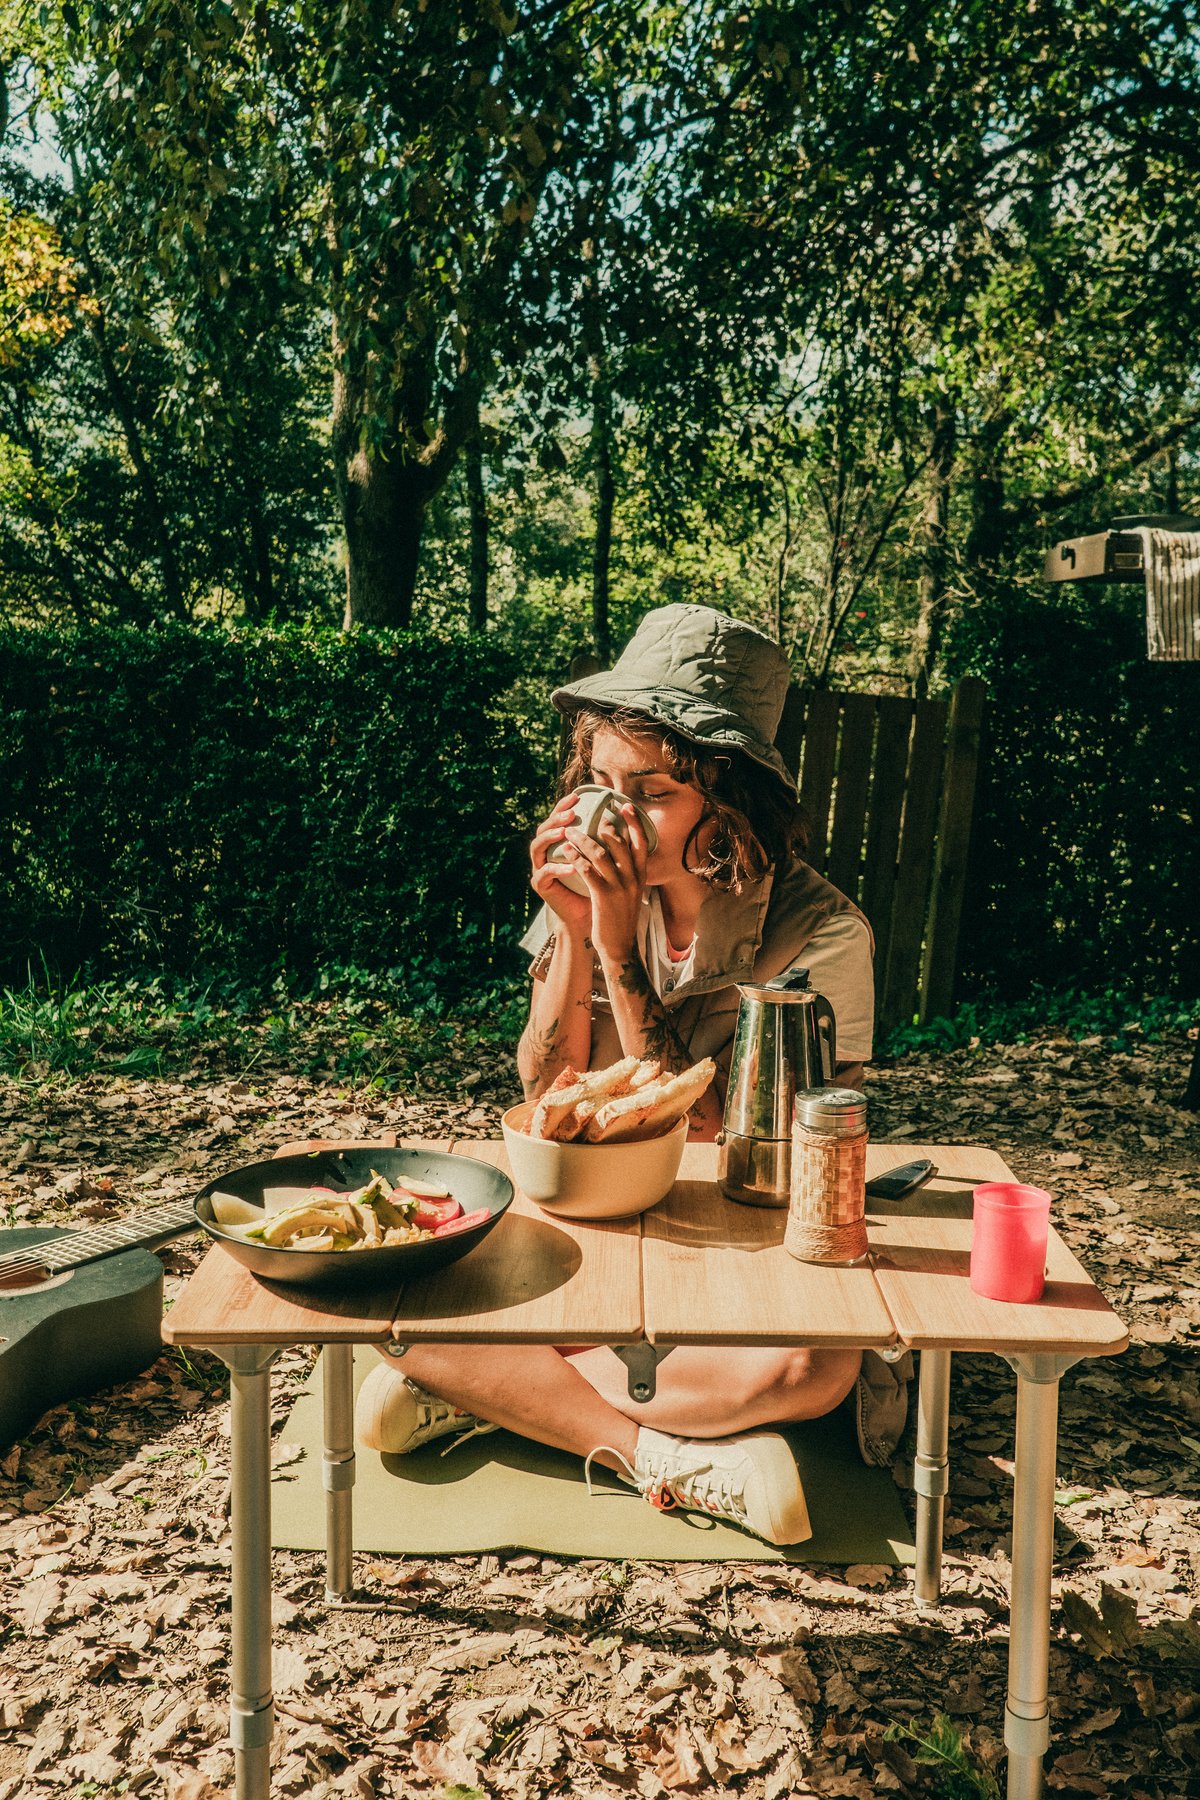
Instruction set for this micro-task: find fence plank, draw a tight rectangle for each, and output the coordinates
[920,677,987,1023]
[774,685,806,785]
[825,694,877,901]
[859,697,914,983]
[880,700,948,1033]
[797,690,840,872]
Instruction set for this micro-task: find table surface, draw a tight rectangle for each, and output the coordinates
[162,1140,1129,1360]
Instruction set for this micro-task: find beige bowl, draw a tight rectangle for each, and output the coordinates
[501,1102,688,1219]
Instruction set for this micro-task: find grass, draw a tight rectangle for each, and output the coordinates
[883,1713,1001,1798]
[878,986,1200,1059]
[0,965,529,1088]
[2,967,1195,1089]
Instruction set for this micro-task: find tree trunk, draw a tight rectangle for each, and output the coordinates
[333,353,427,630]
[243,476,276,620]
[84,303,187,616]
[338,451,426,630]
[909,401,957,697]
[591,360,614,666]
[774,477,795,646]
[965,465,1008,570]
[964,408,1015,573]
[465,408,489,632]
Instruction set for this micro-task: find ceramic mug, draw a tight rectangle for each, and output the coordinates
[545,784,659,895]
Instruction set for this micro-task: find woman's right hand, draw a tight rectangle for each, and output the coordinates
[529,793,592,935]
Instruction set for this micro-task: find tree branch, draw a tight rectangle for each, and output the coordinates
[1028,409,1200,514]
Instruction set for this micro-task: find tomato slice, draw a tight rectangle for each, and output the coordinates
[432,1208,491,1238]
[409,1195,462,1231]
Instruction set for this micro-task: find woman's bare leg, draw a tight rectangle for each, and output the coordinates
[393,1342,638,1474]
[393,1342,860,1450]
[565,1345,862,1438]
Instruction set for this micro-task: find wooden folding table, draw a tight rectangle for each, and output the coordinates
[163,1140,1127,1800]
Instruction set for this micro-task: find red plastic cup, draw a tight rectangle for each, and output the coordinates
[970,1183,1051,1303]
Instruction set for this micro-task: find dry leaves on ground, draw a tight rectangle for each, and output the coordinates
[0,1025,1197,1796]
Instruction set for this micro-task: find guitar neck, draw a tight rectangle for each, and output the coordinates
[0,1198,198,1275]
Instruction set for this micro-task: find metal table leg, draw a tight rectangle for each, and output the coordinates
[914,1348,951,1604]
[1003,1353,1079,1800]
[322,1344,356,1601]
[220,1345,281,1800]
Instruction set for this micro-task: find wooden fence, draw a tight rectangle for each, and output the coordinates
[561,654,986,1033]
[777,680,985,1032]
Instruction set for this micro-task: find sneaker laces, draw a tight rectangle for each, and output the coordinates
[583,1445,747,1526]
[438,1417,497,1456]
[408,1382,497,1456]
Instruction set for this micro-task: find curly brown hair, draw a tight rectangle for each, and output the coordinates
[560,706,809,892]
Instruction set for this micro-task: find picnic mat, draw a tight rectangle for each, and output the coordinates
[272,1350,915,1565]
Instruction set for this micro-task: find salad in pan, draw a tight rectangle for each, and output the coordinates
[218,1171,488,1252]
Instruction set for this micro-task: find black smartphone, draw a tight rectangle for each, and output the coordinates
[865,1158,937,1201]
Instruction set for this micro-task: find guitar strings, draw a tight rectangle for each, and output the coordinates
[0,1200,197,1274]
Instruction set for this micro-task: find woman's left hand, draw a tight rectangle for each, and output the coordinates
[567,804,649,966]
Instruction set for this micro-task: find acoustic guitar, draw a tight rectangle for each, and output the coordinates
[0,1198,199,1450]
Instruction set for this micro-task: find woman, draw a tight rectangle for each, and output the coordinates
[356,605,899,1545]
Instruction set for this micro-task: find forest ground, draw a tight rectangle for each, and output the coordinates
[0,1023,1197,1800]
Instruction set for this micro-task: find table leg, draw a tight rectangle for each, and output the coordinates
[1004,1354,1071,1800]
[322,1344,356,1601]
[220,1345,281,1800]
[914,1348,951,1604]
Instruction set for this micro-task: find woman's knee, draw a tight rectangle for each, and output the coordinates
[754,1347,862,1420]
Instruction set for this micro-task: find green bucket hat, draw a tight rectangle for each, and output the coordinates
[552,604,796,793]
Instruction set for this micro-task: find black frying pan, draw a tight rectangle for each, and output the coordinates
[194,1147,513,1291]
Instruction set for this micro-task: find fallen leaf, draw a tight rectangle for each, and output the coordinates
[167,1773,223,1800]
[653,1720,704,1789]
[843,1563,892,1588]
[409,1739,480,1785]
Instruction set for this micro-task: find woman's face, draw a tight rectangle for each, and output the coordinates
[588,724,712,887]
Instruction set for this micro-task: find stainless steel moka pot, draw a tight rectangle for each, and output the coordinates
[718,970,837,1207]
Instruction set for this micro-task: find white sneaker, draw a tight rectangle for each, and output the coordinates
[586,1426,812,1546]
[355,1360,499,1456]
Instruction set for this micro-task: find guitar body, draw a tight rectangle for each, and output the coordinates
[0,1229,165,1449]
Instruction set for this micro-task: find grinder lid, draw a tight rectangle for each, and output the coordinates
[794,1087,867,1133]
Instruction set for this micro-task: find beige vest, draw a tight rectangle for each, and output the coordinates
[523,859,870,1093]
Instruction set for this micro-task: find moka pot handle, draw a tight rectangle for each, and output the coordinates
[814,998,837,1081]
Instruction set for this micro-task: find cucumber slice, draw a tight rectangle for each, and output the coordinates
[392,1176,453,1200]
[210,1192,265,1227]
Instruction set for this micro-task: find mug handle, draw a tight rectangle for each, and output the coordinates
[814,1000,837,1081]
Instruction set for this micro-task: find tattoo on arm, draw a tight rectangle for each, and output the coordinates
[617,956,692,1071]
[523,1014,560,1074]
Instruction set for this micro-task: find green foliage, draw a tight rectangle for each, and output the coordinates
[2,3,1200,1016]
[0,964,527,1085]
[0,622,549,990]
[883,1712,1000,1799]
[881,988,1200,1059]
[6,1,1200,663]
[948,578,1200,999]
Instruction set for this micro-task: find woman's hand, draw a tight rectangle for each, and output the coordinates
[529,792,592,936]
[569,803,649,966]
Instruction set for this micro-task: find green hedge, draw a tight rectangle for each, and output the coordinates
[0,623,549,990]
[951,579,1200,1001]
[4,604,1196,1009]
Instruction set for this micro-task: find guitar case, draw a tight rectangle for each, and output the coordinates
[0,1228,165,1450]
